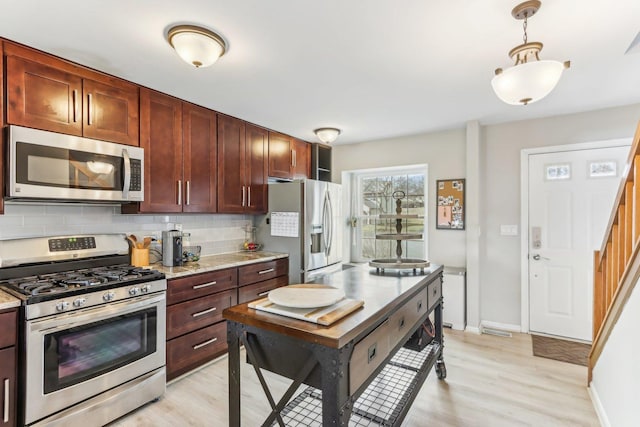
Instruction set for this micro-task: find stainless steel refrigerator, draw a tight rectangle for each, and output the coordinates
[256,179,342,284]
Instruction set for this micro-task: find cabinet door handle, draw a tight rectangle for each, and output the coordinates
[292,149,297,167]
[257,290,271,297]
[72,90,78,123]
[258,268,275,275]
[186,181,191,206]
[193,337,218,350]
[177,180,182,205]
[242,186,246,207]
[87,93,93,125]
[193,281,217,290]
[3,378,8,423]
[192,306,217,318]
[247,186,251,207]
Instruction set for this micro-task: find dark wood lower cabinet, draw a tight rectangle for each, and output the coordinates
[165,258,288,381]
[166,322,228,381]
[167,289,235,340]
[0,308,17,427]
[239,275,288,304]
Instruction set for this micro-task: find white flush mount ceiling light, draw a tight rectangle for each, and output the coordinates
[314,128,341,144]
[492,1,570,106]
[167,25,226,68]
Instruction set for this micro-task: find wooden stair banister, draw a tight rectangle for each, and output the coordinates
[589,121,640,382]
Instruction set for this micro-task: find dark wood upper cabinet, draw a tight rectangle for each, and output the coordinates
[245,124,268,213]
[217,117,268,213]
[183,103,217,213]
[136,88,183,213]
[5,42,139,146]
[0,42,4,215]
[217,115,246,213]
[292,138,310,179]
[82,78,139,146]
[6,55,83,136]
[125,91,218,214]
[268,131,292,180]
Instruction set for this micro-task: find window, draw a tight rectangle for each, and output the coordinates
[350,167,427,262]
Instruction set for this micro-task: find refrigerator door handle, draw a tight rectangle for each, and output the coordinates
[324,192,333,257]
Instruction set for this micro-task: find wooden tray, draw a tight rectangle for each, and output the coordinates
[249,297,364,326]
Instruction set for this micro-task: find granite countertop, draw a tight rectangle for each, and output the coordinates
[148,251,289,279]
[0,289,21,310]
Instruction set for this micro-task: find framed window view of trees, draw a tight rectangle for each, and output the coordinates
[436,179,465,230]
[357,171,425,261]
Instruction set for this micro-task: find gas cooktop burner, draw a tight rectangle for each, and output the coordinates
[1,264,164,300]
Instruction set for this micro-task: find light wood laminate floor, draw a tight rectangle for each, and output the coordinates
[112,330,598,426]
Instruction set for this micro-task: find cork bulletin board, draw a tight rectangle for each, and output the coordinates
[436,179,465,230]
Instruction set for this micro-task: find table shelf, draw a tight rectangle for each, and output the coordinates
[271,341,442,426]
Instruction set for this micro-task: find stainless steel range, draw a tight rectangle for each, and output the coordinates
[0,234,166,427]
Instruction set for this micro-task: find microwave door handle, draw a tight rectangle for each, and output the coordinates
[122,148,131,199]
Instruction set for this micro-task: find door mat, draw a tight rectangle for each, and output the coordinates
[531,334,590,366]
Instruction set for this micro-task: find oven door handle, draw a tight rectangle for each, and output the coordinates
[30,292,166,334]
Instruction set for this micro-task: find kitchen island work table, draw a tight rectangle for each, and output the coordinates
[223,263,445,426]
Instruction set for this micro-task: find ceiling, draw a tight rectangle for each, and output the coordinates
[2,0,639,145]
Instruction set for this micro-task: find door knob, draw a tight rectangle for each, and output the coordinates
[532,254,550,261]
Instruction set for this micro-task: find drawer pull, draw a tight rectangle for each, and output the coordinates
[432,287,438,296]
[258,268,275,275]
[257,290,271,297]
[3,378,8,423]
[193,281,217,290]
[417,300,423,311]
[193,337,218,350]
[192,307,217,318]
[367,343,377,363]
[399,317,405,329]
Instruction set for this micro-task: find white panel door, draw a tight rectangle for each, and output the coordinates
[528,146,628,341]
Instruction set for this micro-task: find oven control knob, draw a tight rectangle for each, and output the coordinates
[129,287,140,296]
[73,297,87,308]
[55,301,70,312]
[103,291,115,302]
[141,284,152,294]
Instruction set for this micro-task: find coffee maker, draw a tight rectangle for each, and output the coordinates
[162,230,183,267]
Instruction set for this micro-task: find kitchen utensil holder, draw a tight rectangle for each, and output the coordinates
[131,248,150,267]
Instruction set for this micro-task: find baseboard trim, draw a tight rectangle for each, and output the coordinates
[481,320,522,333]
[465,326,481,334]
[588,382,611,427]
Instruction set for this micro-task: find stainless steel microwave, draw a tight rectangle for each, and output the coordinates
[7,125,144,203]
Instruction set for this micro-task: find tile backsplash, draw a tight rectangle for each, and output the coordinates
[0,203,251,257]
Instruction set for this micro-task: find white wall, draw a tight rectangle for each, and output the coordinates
[333,103,640,330]
[591,281,640,427]
[481,104,640,326]
[333,128,467,268]
[0,203,251,258]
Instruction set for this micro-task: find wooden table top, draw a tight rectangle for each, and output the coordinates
[223,263,443,348]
